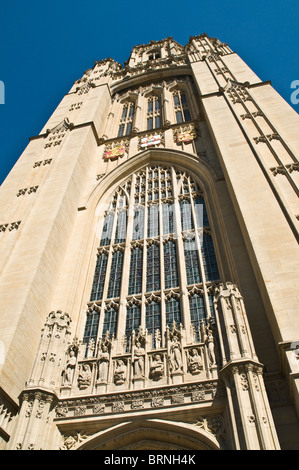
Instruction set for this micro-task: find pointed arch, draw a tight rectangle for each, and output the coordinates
[73,419,221,450]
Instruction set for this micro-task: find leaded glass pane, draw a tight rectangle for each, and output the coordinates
[128,247,143,295]
[125,304,141,350]
[165,298,181,326]
[176,111,183,123]
[83,309,100,346]
[126,122,132,135]
[148,204,159,237]
[147,117,153,130]
[100,213,114,246]
[201,233,220,282]
[162,203,174,235]
[189,294,206,341]
[146,301,161,346]
[115,210,127,243]
[194,196,209,228]
[107,250,123,298]
[146,244,160,292]
[90,252,108,301]
[184,238,201,285]
[183,109,191,122]
[180,199,194,231]
[102,307,118,338]
[132,206,145,240]
[118,124,125,137]
[121,106,128,119]
[164,241,179,289]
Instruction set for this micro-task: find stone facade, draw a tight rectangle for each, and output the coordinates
[0,34,299,450]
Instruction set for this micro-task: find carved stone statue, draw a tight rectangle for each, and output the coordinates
[187,348,203,375]
[114,359,127,385]
[149,354,164,380]
[63,349,77,385]
[169,336,182,372]
[205,322,216,366]
[77,363,91,389]
[133,341,145,377]
[98,345,110,382]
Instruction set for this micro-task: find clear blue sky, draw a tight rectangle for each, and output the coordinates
[0,0,298,185]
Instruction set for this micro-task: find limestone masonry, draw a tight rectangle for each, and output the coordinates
[0,34,299,450]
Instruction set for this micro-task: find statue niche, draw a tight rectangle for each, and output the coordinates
[187,348,203,375]
[132,326,146,379]
[77,363,92,390]
[167,321,183,374]
[97,331,112,383]
[62,337,80,386]
[114,359,127,385]
[149,353,164,381]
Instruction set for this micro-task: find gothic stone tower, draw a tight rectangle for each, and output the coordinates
[0,34,299,451]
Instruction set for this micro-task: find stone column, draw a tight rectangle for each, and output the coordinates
[213,282,280,450]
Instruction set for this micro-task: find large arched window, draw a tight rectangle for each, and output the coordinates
[84,165,220,351]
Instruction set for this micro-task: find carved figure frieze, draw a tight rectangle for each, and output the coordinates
[149,353,164,380]
[77,363,92,390]
[114,359,127,385]
[187,348,203,375]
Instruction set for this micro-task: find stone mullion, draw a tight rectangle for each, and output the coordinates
[162,81,171,127]
[156,168,165,344]
[132,89,142,134]
[189,187,211,324]
[171,168,189,337]
[96,201,119,340]
[141,193,148,329]
[116,177,136,348]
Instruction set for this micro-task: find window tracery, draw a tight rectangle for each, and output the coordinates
[84,165,220,351]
